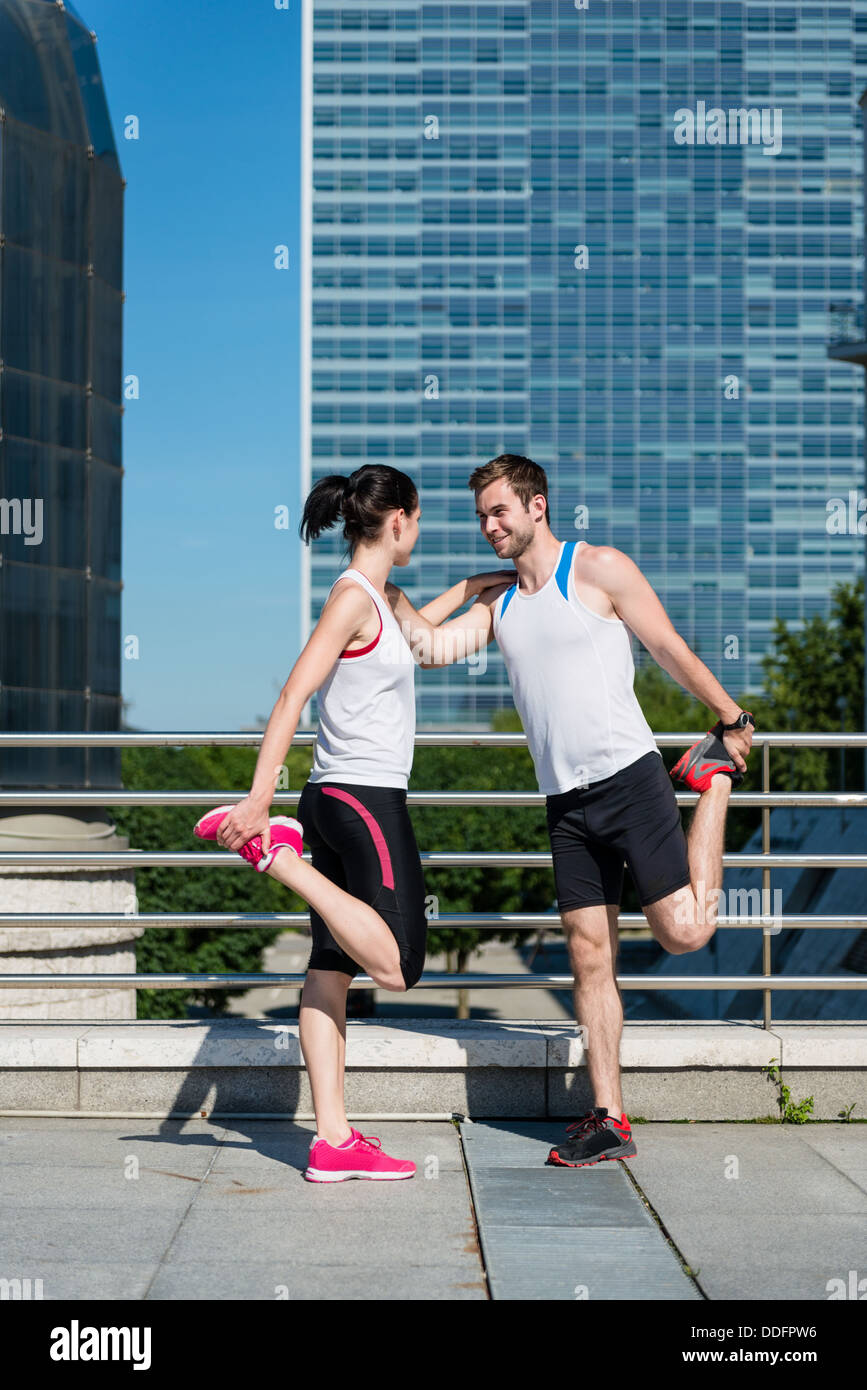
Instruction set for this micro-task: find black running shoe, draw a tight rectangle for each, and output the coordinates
[547,1108,637,1167]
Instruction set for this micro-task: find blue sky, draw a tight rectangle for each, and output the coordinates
[83,0,302,730]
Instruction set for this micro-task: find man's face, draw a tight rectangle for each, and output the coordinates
[475,478,541,560]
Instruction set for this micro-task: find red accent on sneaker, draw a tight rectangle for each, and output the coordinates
[565,1112,596,1136]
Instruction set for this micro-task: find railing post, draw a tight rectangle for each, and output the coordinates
[762,740,772,1029]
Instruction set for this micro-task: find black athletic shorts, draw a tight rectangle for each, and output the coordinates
[545,750,691,912]
[296,780,427,989]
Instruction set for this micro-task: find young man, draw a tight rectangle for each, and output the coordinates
[463,454,755,1169]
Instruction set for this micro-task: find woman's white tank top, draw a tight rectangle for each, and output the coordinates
[309,569,416,789]
[492,540,660,795]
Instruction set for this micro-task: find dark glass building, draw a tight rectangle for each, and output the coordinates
[0,0,124,790]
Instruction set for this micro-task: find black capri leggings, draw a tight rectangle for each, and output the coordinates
[295,780,428,990]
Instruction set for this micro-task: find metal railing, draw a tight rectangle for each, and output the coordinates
[1,730,866,1030]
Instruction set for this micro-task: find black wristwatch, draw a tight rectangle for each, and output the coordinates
[718,711,755,732]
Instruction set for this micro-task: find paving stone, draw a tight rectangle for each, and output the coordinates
[460,1121,699,1301]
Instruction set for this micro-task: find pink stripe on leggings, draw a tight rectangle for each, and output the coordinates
[321,787,395,890]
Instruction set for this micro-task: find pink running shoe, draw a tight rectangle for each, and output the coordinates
[193,805,303,873]
[304,1130,416,1183]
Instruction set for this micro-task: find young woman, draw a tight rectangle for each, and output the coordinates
[194,464,510,1182]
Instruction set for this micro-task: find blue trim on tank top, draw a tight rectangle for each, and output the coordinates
[500,539,576,619]
[555,540,576,599]
[500,582,517,619]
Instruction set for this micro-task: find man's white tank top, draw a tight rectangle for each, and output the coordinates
[309,568,416,790]
[492,539,660,795]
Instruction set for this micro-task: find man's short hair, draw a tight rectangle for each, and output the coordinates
[467,453,550,524]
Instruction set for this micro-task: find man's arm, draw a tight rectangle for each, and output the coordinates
[582,546,752,768]
[385,580,510,669]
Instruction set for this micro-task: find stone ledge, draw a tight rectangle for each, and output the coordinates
[548,1020,781,1067]
[79,1019,548,1068]
[768,1025,867,1066]
[0,1019,864,1069]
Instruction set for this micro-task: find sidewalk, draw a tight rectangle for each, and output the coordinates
[0,1117,485,1300]
[624,1119,867,1300]
[464,1119,867,1300]
[1,1115,863,1300]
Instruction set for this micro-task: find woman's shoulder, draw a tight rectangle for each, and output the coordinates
[321,574,378,619]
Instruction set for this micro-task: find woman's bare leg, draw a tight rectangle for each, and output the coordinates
[336,1002,347,1102]
[260,852,404,991]
[299,969,353,1146]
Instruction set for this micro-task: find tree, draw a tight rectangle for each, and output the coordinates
[409,721,554,1016]
[107,744,312,1018]
[746,577,864,792]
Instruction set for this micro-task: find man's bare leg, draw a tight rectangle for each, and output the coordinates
[562,903,624,1117]
[643,772,732,953]
[685,773,732,925]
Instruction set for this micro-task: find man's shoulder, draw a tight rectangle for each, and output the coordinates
[572,539,622,567]
[572,541,640,582]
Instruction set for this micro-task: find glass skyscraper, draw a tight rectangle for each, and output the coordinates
[302,0,866,727]
[0,0,124,788]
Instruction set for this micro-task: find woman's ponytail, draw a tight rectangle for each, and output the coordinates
[299,465,418,552]
[298,475,350,543]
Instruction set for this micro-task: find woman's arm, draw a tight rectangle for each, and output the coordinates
[385,578,513,669]
[386,569,512,629]
[412,571,512,627]
[214,584,376,852]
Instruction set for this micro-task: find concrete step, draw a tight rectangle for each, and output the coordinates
[0,1019,864,1119]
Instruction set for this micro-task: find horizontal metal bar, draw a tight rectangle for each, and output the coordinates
[1,731,866,749]
[0,733,325,749]
[0,913,864,931]
[2,789,866,809]
[1,851,866,869]
[0,973,862,990]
